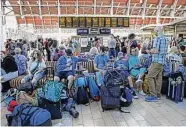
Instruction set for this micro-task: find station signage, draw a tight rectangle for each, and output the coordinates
[77,28,89,35]
[100,28,111,34]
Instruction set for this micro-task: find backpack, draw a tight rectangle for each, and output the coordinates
[37,80,64,102]
[74,76,89,105]
[6,104,52,126]
[120,87,133,107]
[87,75,100,101]
[7,100,18,112]
[14,55,27,75]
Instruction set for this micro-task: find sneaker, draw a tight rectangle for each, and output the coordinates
[132,91,139,99]
[139,90,146,96]
[135,79,143,85]
[145,96,158,102]
[120,96,127,102]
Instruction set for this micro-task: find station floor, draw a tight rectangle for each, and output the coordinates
[1,96,186,126]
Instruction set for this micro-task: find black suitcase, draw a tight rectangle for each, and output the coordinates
[167,73,185,103]
[38,98,63,120]
[161,76,168,95]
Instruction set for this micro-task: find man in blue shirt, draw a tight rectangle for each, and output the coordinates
[94,46,109,86]
[145,26,168,102]
[54,49,88,89]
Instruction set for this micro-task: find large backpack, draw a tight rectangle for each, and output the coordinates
[74,76,89,105]
[36,80,64,102]
[14,55,27,75]
[6,104,52,126]
[120,86,133,107]
[87,75,100,101]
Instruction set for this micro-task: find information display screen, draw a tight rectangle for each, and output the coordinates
[86,17,92,27]
[105,17,111,27]
[59,17,129,28]
[111,18,117,27]
[59,17,65,28]
[92,17,99,27]
[66,17,72,28]
[79,17,86,27]
[72,17,79,27]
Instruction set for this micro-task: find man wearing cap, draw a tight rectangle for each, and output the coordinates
[146,26,168,102]
[54,48,88,90]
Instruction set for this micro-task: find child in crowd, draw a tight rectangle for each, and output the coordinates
[128,47,146,96]
[114,52,138,99]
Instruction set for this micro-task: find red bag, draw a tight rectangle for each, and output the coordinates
[8,100,18,112]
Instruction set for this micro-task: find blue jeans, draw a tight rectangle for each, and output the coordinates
[109,48,116,58]
[24,71,45,85]
[96,70,106,86]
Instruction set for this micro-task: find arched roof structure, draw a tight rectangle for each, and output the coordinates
[2,0,186,29]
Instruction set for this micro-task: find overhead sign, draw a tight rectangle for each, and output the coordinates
[100,28,111,34]
[77,28,89,35]
[90,28,99,34]
[59,17,129,28]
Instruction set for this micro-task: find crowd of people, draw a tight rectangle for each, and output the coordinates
[1,25,186,103]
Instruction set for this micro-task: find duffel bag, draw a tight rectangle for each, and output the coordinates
[16,91,38,106]
[6,104,52,126]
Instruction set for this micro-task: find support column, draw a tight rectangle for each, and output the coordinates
[0,0,5,51]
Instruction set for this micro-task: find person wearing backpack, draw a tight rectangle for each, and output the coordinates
[21,50,46,88]
[113,52,138,99]
[54,48,88,89]
[14,48,27,75]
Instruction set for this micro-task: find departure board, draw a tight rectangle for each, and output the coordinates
[79,17,85,27]
[111,18,117,27]
[66,17,72,28]
[92,17,99,27]
[86,17,92,27]
[59,17,65,28]
[72,17,79,27]
[59,17,129,28]
[117,17,123,27]
[99,17,105,27]
[105,17,111,27]
[124,17,129,27]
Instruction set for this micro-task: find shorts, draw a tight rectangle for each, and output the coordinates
[55,71,73,79]
[24,71,45,82]
[130,68,146,79]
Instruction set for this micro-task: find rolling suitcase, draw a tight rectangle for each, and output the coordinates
[167,72,185,103]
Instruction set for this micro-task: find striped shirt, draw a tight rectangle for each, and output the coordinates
[152,35,168,65]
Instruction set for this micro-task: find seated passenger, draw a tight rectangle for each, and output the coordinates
[113,52,138,99]
[128,47,146,96]
[54,49,88,89]
[89,44,99,59]
[21,50,46,87]
[94,46,109,86]
[121,46,128,60]
[14,48,27,75]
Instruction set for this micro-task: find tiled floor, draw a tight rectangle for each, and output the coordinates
[1,96,186,126]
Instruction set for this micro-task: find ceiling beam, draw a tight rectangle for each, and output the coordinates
[126,0,131,16]
[110,0,113,16]
[46,2,52,28]
[131,3,136,15]
[27,1,36,29]
[94,0,96,14]
[116,3,120,14]
[171,0,178,17]
[99,2,103,14]
[156,0,163,23]
[76,0,78,14]
[142,0,147,19]
[38,0,44,29]
[18,0,26,24]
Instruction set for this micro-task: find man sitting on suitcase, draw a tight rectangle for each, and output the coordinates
[94,46,109,86]
[54,49,88,90]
